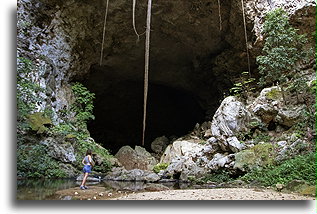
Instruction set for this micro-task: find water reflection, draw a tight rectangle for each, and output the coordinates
[101,180,194,191]
[17,179,77,200]
[17,179,201,200]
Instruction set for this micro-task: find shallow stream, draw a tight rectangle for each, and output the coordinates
[17,179,211,200]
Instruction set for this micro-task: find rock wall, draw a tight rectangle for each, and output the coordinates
[17,0,256,123]
[245,0,316,53]
[17,0,315,179]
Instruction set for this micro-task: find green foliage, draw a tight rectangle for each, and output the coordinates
[230,71,256,99]
[240,153,316,186]
[200,171,232,183]
[254,133,271,144]
[17,144,67,178]
[71,82,95,128]
[257,8,310,86]
[153,163,169,173]
[49,123,75,136]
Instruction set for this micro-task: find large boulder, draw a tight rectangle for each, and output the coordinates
[234,143,276,171]
[151,136,169,154]
[248,86,282,124]
[207,153,235,171]
[249,86,306,128]
[160,140,204,164]
[275,106,305,127]
[115,146,157,171]
[217,136,245,153]
[211,96,251,138]
[159,141,207,181]
[164,156,207,181]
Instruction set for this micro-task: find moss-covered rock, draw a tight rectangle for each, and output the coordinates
[285,179,309,192]
[234,143,276,171]
[27,112,52,134]
[299,185,316,197]
[265,88,283,100]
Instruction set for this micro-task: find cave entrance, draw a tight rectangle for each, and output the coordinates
[83,69,205,154]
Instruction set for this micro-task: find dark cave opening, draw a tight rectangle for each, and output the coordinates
[64,0,254,155]
[85,77,206,154]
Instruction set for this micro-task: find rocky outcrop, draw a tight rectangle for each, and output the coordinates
[115,146,157,171]
[40,137,76,163]
[245,0,316,50]
[151,136,169,154]
[211,96,251,138]
[234,143,276,171]
[210,96,250,153]
[207,153,235,171]
[160,140,204,164]
[249,86,282,124]
[248,86,306,128]
[17,0,315,181]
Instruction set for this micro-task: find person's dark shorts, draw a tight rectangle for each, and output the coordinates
[83,165,92,173]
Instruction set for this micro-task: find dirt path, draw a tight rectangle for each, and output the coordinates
[54,186,314,200]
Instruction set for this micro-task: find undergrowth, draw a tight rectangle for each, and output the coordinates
[240,153,316,186]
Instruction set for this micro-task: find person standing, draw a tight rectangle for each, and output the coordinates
[80,149,94,190]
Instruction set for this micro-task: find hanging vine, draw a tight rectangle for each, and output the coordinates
[142,0,152,146]
[217,0,222,31]
[99,0,110,66]
[241,0,251,76]
[98,0,252,147]
[132,0,145,42]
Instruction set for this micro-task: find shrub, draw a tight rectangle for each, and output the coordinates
[257,8,310,86]
[17,144,67,178]
[153,163,169,173]
[200,171,232,183]
[71,82,95,129]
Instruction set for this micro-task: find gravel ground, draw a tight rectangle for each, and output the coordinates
[111,188,315,200]
[54,186,315,200]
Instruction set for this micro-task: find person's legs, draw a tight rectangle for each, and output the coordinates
[80,165,91,189]
[81,173,88,185]
[80,172,89,189]
[83,172,89,186]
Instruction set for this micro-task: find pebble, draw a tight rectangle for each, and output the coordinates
[74,192,78,195]
[93,196,97,200]
[108,193,112,197]
[99,192,104,196]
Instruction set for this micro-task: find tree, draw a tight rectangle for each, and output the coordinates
[256,8,309,104]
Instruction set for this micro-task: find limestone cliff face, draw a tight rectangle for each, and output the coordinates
[17,0,239,121]
[17,0,315,178]
[17,0,315,127]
